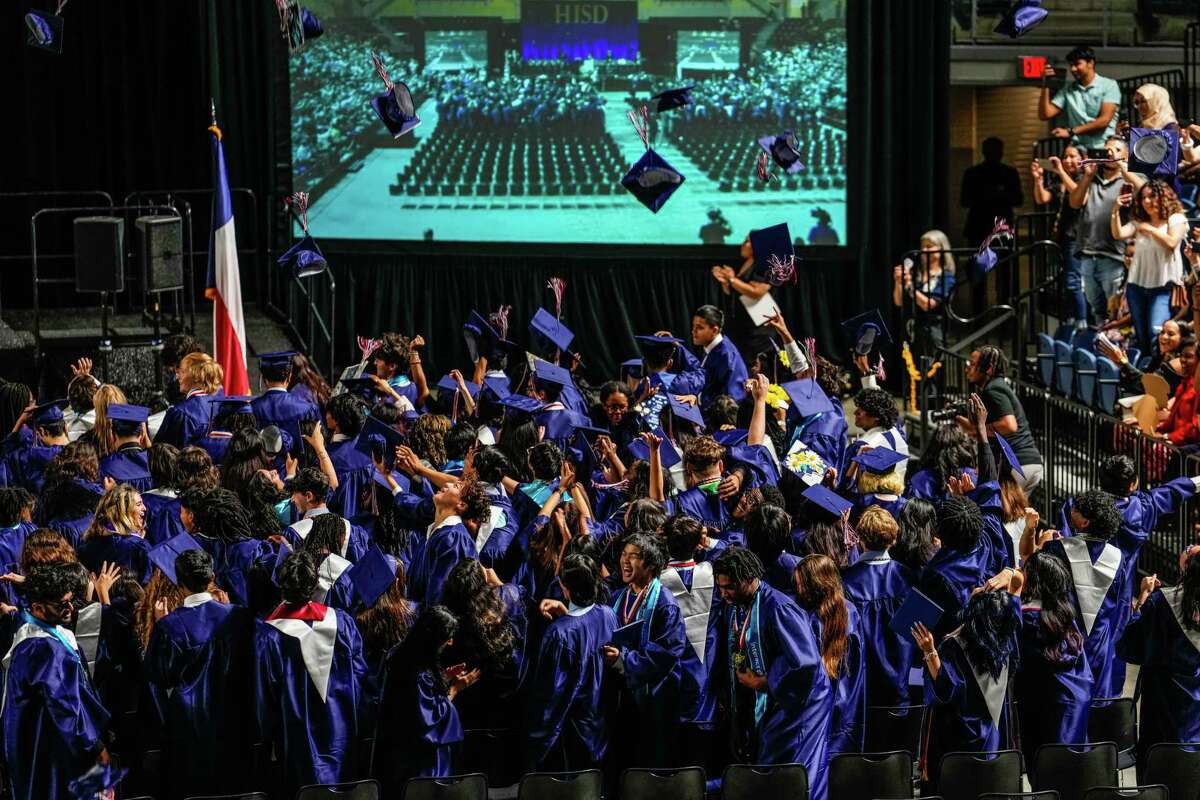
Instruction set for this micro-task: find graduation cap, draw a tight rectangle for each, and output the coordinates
[621,358,644,381]
[851,447,908,475]
[285,4,324,50]
[372,467,411,495]
[25,9,64,54]
[667,394,706,429]
[780,379,836,420]
[541,410,589,442]
[532,360,572,389]
[107,404,150,425]
[481,375,513,401]
[208,396,254,417]
[1130,128,1181,179]
[370,54,421,138]
[622,149,686,213]
[355,416,404,463]
[31,398,67,426]
[464,310,513,362]
[991,434,1026,479]
[627,432,683,470]
[437,374,481,399]
[259,351,298,368]
[148,532,204,585]
[261,425,293,458]
[348,546,399,608]
[757,131,806,175]
[993,0,1048,38]
[277,235,328,279]
[69,762,128,799]
[749,223,794,276]
[337,377,385,402]
[529,308,575,355]
[841,309,892,356]
[500,394,546,415]
[635,334,684,350]
[651,86,694,113]
[802,484,852,518]
[713,428,749,448]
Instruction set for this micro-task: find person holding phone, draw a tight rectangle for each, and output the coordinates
[1032,145,1086,328]
[892,229,957,361]
[1038,46,1121,151]
[1070,136,1133,328]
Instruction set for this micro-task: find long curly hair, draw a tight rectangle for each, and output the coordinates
[959,590,1020,679]
[411,414,451,469]
[83,484,144,539]
[289,353,332,408]
[918,424,975,490]
[441,559,515,673]
[893,498,939,571]
[793,554,849,679]
[20,529,78,573]
[1131,178,1185,223]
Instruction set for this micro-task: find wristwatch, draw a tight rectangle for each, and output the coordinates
[1067,127,1075,137]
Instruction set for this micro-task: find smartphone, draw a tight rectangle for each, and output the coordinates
[1120,183,1133,199]
[444,662,467,679]
[1036,158,1056,171]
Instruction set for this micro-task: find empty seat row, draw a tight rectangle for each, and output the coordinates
[1035,332,1144,415]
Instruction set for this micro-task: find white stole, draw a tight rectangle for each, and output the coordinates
[1162,585,1200,655]
[313,553,352,603]
[947,631,1009,728]
[660,562,714,663]
[74,602,103,675]
[1061,536,1121,636]
[474,505,507,553]
[266,608,339,702]
[290,517,353,558]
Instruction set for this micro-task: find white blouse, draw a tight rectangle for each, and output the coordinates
[1128,212,1187,288]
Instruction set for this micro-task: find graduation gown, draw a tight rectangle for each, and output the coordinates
[327,436,375,527]
[47,515,91,550]
[1,617,110,800]
[155,391,213,449]
[473,498,520,580]
[794,406,849,479]
[524,603,618,772]
[98,444,153,493]
[665,486,733,532]
[408,518,478,606]
[197,534,275,609]
[252,388,319,454]
[142,489,185,547]
[0,522,35,605]
[905,468,977,504]
[78,533,152,585]
[283,512,370,563]
[5,443,62,495]
[713,583,833,800]
[374,669,463,793]
[144,596,256,799]
[254,604,366,794]
[764,552,800,597]
[1015,604,1092,767]
[829,603,867,756]
[699,337,749,406]
[842,552,919,709]
[196,431,233,466]
[919,541,993,641]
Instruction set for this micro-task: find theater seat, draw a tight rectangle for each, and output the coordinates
[1036,333,1055,387]
[1095,357,1120,414]
[1053,340,1074,396]
[1073,347,1097,407]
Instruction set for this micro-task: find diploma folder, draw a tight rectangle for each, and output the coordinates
[888,588,944,637]
[610,619,645,650]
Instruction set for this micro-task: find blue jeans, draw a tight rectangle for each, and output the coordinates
[1126,283,1172,355]
[1062,247,1087,325]
[1079,254,1125,324]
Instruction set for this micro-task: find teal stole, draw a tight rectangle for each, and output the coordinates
[612,579,662,699]
[727,589,768,725]
[21,611,79,662]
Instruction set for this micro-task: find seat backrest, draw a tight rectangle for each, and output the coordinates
[1073,348,1097,404]
[1053,342,1074,395]
[721,763,808,800]
[620,767,706,800]
[185,794,270,800]
[1037,333,1056,386]
[1031,743,1118,800]
[979,793,1061,800]
[1144,742,1200,800]
[518,770,603,800]
[296,781,380,800]
[864,704,925,755]
[938,751,1023,800]
[401,774,488,800]
[462,729,521,788]
[1087,700,1137,754]
[828,751,912,800]
[1081,786,1168,800]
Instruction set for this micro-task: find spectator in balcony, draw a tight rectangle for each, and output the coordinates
[1152,337,1199,448]
[1070,137,1131,328]
[961,346,1043,490]
[1032,146,1086,329]
[1111,178,1188,355]
[892,230,956,361]
[1038,46,1120,151]
[961,138,1024,249]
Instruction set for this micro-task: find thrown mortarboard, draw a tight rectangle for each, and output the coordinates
[69,762,128,799]
[437,374,481,399]
[622,150,686,213]
[355,416,404,462]
[667,394,706,429]
[991,434,1026,478]
[852,447,908,475]
[780,379,836,420]
[651,86,694,113]
[107,404,150,424]
[370,54,421,138]
[532,360,572,388]
[802,484,852,518]
[628,432,683,470]
[749,223,795,276]
[337,377,385,402]
[285,5,324,50]
[208,396,254,417]
[993,0,1048,38]
[25,9,64,54]
[500,394,546,415]
[31,398,67,426]
[277,235,327,279]
[262,425,294,457]
[621,358,644,381]
[841,309,892,356]
[348,546,399,608]
[464,310,513,362]
[529,308,575,354]
[757,131,806,175]
[713,429,749,447]
[148,532,203,585]
[259,351,298,367]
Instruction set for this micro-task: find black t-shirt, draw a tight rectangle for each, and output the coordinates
[981,377,1042,466]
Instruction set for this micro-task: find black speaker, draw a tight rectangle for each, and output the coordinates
[135,215,183,292]
[73,216,124,293]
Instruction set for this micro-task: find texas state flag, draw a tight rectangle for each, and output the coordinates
[205,125,250,396]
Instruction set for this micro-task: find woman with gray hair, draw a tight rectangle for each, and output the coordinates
[893,229,957,360]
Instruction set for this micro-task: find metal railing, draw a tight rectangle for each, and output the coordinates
[1117,69,1188,124]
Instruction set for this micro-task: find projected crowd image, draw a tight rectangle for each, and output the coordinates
[290,1,846,245]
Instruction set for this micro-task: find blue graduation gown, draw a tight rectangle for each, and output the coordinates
[144,598,256,799]
[476,499,520,580]
[665,487,732,531]
[198,536,274,608]
[142,489,185,547]
[374,669,463,792]
[98,445,153,492]
[290,383,319,408]
[5,443,61,495]
[1,622,110,800]
[1015,605,1092,766]
[842,553,919,708]
[669,346,708,397]
[524,604,618,771]
[47,515,91,549]
[283,513,370,563]
[252,388,319,454]
[408,521,478,606]
[795,407,849,478]
[78,533,153,585]
[327,437,375,527]
[919,540,993,640]
[714,583,833,800]
[611,581,687,767]
[765,551,800,596]
[196,431,233,466]
[905,467,977,503]
[699,337,749,406]
[0,522,35,605]
[254,607,366,794]
[155,392,213,448]
[829,603,867,756]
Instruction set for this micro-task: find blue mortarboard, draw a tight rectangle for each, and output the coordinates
[277,235,327,279]
[635,334,684,350]
[802,484,852,518]
[749,223,794,275]
[852,447,908,475]
[107,403,150,424]
[481,375,512,401]
[300,7,324,40]
[781,379,836,419]
[991,434,1026,478]
[31,399,67,426]
[25,10,64,54]
[532,360,572,388]
[667,394,706,429]
[713,428,748,447]
[338,377,384,402]
[627,432,683,470]
[529,308,575,354]
[975,246,999,274]
[208,396,254,417]
[262,425,294,457]
[993,0,1048,38]
[371,81,421,138]
[372,467,411,494]
[622,149,686,213]
[464,310,513,362]
[621,358,644,381]
[355,416,404,462]
[841,309,892,355]
[348,546,399,608]
[500,394,546,414]
[437,374,481,399]
[148,532,204,585]
[69,762,128,799]
[542,410,589,442]
[651,86,694,112]
[259,351,298,367]
[758,131,806,175]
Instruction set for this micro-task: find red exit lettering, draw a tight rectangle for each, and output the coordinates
[1020,55,1046,79]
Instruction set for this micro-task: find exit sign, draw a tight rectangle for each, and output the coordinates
[1020,55,1047,79]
